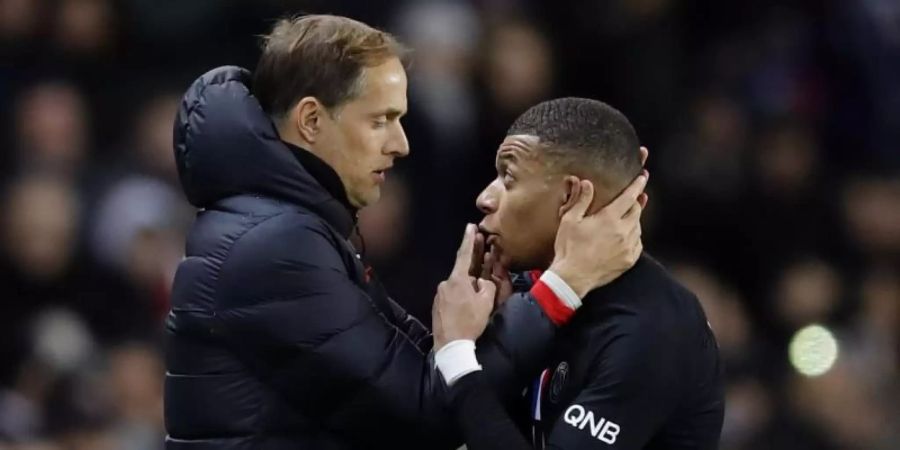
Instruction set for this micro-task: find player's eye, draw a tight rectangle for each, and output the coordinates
[373,119,387,129]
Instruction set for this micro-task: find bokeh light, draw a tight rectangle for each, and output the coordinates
[789,324,839,377]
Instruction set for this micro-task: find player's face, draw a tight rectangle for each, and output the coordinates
[316,57,409,208]
[476,135,565,271]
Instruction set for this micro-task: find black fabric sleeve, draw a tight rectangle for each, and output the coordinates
[477,291,558,403]
[386,295,432,352]
[450,371,534,450]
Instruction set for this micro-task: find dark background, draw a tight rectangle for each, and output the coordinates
[0,0,898,449]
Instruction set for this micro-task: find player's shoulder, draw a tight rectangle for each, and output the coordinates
[622,253,696,300]
[587,253,697,307]
[580,253,708,342]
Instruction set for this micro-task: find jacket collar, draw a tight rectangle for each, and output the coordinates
[285,141,358,234]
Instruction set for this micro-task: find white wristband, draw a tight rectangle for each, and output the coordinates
[434,340,482,386]
[541,270,583,310]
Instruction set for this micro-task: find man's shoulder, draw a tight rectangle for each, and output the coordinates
[197,198,350,280]
[586,254,699,312]
[576,254,708,348]
[213,196,337,241]
[240,210,342,257]
[208,204,360,310]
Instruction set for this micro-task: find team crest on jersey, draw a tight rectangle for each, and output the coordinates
[548,361,568,403]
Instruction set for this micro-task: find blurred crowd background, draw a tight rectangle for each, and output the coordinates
[0,0,898,449]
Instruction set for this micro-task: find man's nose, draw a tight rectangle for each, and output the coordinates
[476,181,499,214]
[386,122,410,157]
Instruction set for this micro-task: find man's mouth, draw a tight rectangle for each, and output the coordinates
[372,166,392,182]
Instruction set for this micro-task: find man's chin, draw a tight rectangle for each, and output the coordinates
[501,254,547,274]
[351,189,379,209]
[509,264,545,273]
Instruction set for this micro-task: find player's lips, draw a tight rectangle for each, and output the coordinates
[479,226,500,248]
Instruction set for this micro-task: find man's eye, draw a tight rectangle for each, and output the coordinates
[373,120,387,128]
[502,172,514,185]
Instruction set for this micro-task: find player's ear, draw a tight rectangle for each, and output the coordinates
[558,175,581,218]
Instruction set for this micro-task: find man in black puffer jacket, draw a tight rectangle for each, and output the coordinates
[164,15,647,450]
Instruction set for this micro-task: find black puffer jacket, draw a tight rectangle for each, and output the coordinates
[164,66,558,450]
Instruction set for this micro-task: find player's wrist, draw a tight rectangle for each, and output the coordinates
[546,262,591,299]
[540,270,583,309]
[529,270,583,326]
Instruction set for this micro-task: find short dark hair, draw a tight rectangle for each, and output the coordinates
[253,14,409,120]
[508,97,641,193]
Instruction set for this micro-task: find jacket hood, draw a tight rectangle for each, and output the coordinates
[173,66,355,237]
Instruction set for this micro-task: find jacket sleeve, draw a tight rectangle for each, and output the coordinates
[213,213,558,448]
[448,371,536,450]
[476,291,558,403]
[385,295,432,352]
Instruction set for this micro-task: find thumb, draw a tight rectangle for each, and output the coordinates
[477,278,496,300]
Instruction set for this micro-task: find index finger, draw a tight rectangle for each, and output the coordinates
[453,224,478,276]
[604,171,648,218]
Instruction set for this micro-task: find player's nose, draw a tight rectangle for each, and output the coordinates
[476,181,499,215]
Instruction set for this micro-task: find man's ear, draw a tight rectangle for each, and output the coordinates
[558,175,582,218]
[293,96,321,144]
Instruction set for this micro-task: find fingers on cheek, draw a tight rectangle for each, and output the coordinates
[615,225,627,243]
[600,211,615,226]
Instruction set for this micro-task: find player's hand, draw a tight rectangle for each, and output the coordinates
[468,229,486,280]
[548,172,648,298]
[481,245,513,309]
[432,224,497,350]
[639,146,649,208]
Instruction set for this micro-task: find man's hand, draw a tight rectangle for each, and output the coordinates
[432,224,497,351]
[548,172,648,298]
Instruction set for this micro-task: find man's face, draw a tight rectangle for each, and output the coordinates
[476,135,565,271]
[316,57,409,208]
